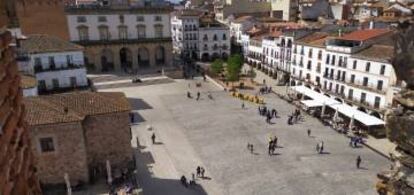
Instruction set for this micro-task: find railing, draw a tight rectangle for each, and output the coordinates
[34,64,85,73]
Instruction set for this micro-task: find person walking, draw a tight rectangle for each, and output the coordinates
[356,155,362,169]
[196,91,200,100]
[201,167,205,178]
[316,143,320,153]
[181,175,188,188]
[187,91,192,98]
[250,144,254,154]
[268,140,273,155]
[307,129,311,137]
[151,133,156,144]
[196,166,201,177]
[319,141,324,154]
[242,102,245,109]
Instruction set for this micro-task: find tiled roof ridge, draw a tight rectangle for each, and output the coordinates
[29,97,84,122]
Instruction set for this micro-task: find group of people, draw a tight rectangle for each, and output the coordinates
[268,136,278,155]
[187,91,214,101]
[259,86,272,95]
[247,143,254,154]
[258,105,278,124]
[349,136,363,148]
[180,166,206,188]
[287,109,302,125]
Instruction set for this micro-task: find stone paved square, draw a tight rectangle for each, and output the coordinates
[100,78,389,195]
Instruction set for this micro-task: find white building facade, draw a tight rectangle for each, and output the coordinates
[20,35,88,93]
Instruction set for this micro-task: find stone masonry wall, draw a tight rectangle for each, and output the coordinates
[0,29,41,194]
[82,112,133,170]
[15,0,70,40]
[29,122,89,185]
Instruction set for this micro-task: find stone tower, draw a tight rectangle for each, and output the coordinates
[14,0,70,40]
[0,2,42,195]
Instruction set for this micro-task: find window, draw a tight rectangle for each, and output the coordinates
[299,70,302,79]
[353,60,357,69]
[323,81,327,89]
[137,16,145,22]
[317,50,322,60]
[35,57,42,66]
[77,26,89,41]
[307,60,312,70]
[203,34,208,41]
[363,77,368,87]
[223,34,227,40]
[342,72,346,81]
[213,34,218,41]
[338,56,343,66]
[361,92,366,103]
[374,97,381,108]
[77,16,86,23]
[137,25,146,38]
[98,25,110,40]
[308,48,313,58]
[118,25,128,40]
[348,89,353,99]
[154,24,163,38]
[49,57,55,69]
[340,86,345,95]
[377,80,383,91]
[154,15,162,21]
[335,84,339,93]
[38,80,46,91]
[52,79,59,89]
[336,70,341,80]
[380,65,386,75]
[39,137,55,153]
[98,16,107,22]
[365,62,370,72]
[316,62,321,73]
[350,74,355,83]
[119,15,124,23]
[329,82,333,91]
[66,55,73,66]
[326,54,330,64]
[70,77,77,87]
[331,55,336,65]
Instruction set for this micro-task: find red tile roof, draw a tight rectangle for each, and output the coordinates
[338,29,392,41]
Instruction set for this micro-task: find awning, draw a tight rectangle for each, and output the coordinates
[301,100,323,107]
[328,104,385,126]
[291,86,340,106]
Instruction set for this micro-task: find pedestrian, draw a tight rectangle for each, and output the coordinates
[180,175,188,188]
[187,91,192,98]
[320,141,324,154]
[268,140,273,155]
[316,143,320,153]
[307,129,311,137]
[258,106,262,115]
[196,92,200,100]
[201,167,205,178]
[151,133,156,144]
[274,136,278,147]
[196,166,201,177]
[349,137,354,147]
[250,144,254,154]
[356,155,362,169]
[242,102,245,109]
[192,173,195,183]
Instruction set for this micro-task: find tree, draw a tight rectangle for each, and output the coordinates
[210,59,224,76]
[226,54,243,81]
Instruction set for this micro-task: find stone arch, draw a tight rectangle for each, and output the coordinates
[334,97,343,103]
[201,53,210,61]
[357,106,367,113]
[370,111,381,119]
[120,47,132,70]
[155,46,166,66]
[138,47,150,67]
[101,48,114,72]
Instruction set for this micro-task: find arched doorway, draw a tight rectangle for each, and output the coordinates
[155,46,165,66]
[138,47,150,68]
[222,52,228,60]
[371,111,381,119]
[357,107,367,113]
[201,53,209,61]
[101,49,114,72]
[120,47,132,71]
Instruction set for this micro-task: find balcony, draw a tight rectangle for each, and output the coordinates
[34,64,85,73]
[74,37,172,46]
[344,80,386,95]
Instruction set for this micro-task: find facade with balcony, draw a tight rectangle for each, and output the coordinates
[20,34,88,94]
[65,1,173,72]
[171,10,230,61]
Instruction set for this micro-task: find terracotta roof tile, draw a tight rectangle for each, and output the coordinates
[24,92,131,126]
[233,15,255,23]
[21,34,83,54]
[338,29,392,41]
[353,45,394,62]
[297,32,330,44]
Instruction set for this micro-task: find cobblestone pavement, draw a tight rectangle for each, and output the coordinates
[100,78,389,195]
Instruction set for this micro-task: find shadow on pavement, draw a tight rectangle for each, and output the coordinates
[133,145,208,195]
[128,98,153,110]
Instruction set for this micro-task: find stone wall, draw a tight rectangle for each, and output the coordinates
[0,29,41,194]
[29,122,89,185]
[82,111,133,170]
[15,0,70,40]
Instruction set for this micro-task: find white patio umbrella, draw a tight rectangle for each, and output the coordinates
[321,102,326,117]
[349,115,355,130]
[106,160,113,185]
[64,173,72,195]
[333,107,339,122]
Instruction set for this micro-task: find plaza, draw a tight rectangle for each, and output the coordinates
[99,77,389,195]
